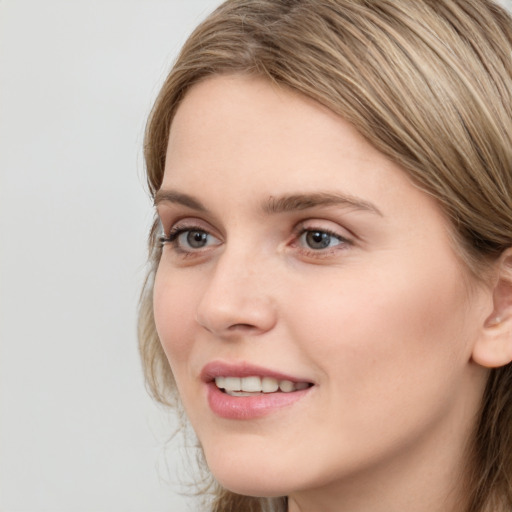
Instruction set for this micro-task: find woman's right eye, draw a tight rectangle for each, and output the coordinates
[176,229,210,249]
[160,227,221,253]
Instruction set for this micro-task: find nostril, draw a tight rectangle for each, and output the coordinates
[228,323,259,331]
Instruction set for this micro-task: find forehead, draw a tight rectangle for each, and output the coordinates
[164,74,397,191]
[166,77,439,215]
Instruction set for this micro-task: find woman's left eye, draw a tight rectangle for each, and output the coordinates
[297,228,348,251]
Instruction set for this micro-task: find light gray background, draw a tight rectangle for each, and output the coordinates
[0,1,222,511]
[1,1,511,511]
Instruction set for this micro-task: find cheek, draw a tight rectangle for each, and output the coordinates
[286,255,475,411]
[153,267,198,368]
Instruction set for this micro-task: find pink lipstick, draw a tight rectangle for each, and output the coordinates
[201,361,313,420]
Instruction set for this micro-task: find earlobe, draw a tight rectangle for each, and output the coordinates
[472,248,512,369]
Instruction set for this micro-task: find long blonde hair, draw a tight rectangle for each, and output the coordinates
[139,1,512,510]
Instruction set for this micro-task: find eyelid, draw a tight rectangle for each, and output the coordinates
[159,216,219,239]
[159,218,222,256]
[293,219,354,241]
[288,220,354,258]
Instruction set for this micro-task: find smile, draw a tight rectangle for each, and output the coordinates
[215,376,311,396]
[202,361,314,419]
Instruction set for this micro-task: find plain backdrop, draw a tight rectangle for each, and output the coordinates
[1,1,512,511]
[0,1,222,511]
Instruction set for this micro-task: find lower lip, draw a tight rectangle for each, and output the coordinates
[206,382,312,420]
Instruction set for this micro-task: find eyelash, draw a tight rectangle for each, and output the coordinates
[159,225,213,252]
[293,226,351,256]
[159,223,352,257]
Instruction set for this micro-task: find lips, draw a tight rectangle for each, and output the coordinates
[201,361,314,419]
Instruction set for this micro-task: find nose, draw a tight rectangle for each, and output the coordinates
[195,249,277,338]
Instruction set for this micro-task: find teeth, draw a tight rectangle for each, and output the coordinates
[241,376,262,392]
[262,376,279,393]
[223,376,241,391]
[214,376,310,394]
[279,380,294,392]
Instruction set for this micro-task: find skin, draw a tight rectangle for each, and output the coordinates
[153,75,494,512]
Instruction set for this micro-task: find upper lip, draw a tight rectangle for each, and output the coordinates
[201,360,313,384]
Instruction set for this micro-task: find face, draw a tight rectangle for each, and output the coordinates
[153,75,490,503]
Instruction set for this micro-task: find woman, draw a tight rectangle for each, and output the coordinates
[138,1,512,511]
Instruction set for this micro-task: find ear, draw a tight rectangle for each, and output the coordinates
[472,248,512,368]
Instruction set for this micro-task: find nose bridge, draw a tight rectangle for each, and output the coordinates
[195,242,277,336]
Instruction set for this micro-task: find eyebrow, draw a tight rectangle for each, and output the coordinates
[154,189,382,217]
[264,192,382,216]
[154,190,207,211]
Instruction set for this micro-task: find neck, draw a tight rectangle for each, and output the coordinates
[287,448,469,512]
[287,409,477,512]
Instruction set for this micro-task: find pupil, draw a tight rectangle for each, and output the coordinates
[187,230,208,248]
[307,231,330,249]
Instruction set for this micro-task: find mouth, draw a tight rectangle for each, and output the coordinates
[214,375,312,396]
[201,361,314,419]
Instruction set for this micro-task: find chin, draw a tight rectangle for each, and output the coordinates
[203,447,297,498]
[213,472,290,498]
